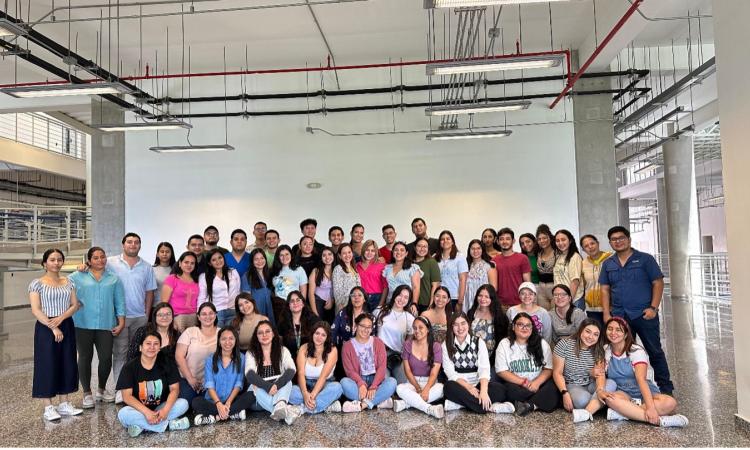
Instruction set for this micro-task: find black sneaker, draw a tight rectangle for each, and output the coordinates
[514,401,534,417]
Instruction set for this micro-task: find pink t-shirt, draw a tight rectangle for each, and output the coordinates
[164,274,200,315]
[357,261,386,294]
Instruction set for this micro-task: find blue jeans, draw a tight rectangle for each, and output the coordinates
[366,294,381,312]
[216,309,236,328]
[117,398,189,433]
[340,374,397,409]
[250,382,292,413]
[178,378,203,405]
[289,379,343,414]
[573,297,586,311]
[625,313,673,394]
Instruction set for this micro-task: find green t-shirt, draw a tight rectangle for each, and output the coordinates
[527,254,540,284]
[416,258,441,306]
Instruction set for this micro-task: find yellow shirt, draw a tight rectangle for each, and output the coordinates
[581,251,613,311]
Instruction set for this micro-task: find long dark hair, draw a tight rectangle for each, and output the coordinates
[231,292,259,329]
[519,233,539,256]
[467,284,509,344]
[445,311,471,362]
[86,246,105,263]
[411,316,436,367]
[314,247,336,285]
[344,286,369,329]
[509,312,545,368]
[270,244,299,277]
[390,241,414,269]
[535,224,555,256]
[430,286,454,317]
[139,329,168,369]
[279,290,316,345]
[555,229,580,264]
[204,249,231,303]
[197,302,218,328]
[305,321,334,363]
[249,320,283,372]
[603,317,638,356]
[335,243,356,274]
[552,284,576,324]
[212,326,242,373]
[481,228,502,252]
[172,251,199,282]
[434,230,458,262]
[572,319,605,362]
[147,302,180,345]
[153,242,176,267]
[377,285,413,326]
[248,248,271,290]
[466,238,493,268]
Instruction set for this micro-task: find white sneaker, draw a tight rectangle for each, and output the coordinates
[229,410,246,421]
[284,405,302,425]
[607,408,628,421]
[56,402,83,416]
[631,397,642,406]
[270,402,287,421]
[324,401,342,413]
[392,399,408,413]
[490,402,515,414]
[659,414,689,428]
[342,400,362,413]
[193,414,217,426]
[572,409,593,423]
[97,389,116,403]
[428,404,445,419]
[444,399,463,411]
[377,398,393,409]
[43,405,61,421]
[82,394,95,409]
[115,390,123,405]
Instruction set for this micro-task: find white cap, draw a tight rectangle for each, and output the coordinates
[518,281,537,294]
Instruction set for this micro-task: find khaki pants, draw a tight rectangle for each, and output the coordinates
[536,282,554,310]
[174,314,198,333]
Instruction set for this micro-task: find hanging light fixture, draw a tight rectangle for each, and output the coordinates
[1,82,132,98]
[426,130,512,140]
[96,121,192,132]
[426,100,531,116]
[426,55,564,76]
[149,144,235,153]
[425,0,570,8]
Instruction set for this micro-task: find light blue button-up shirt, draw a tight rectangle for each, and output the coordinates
[203,353,245,402]
[70,270,126,330]
[107,254,157,318]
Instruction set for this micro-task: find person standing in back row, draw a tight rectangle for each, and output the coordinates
[599,226,673,395]
[407,218,440,257]
[492,228,531,312]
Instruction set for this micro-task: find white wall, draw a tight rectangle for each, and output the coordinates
[699,205,728,253]
[124,111,579,257]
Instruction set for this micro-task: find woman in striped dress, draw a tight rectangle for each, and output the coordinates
[29,248,84,421]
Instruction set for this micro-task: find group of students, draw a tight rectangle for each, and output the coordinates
[28,218,688,438]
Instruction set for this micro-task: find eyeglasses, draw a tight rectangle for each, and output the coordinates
[609,236,628,243]
[515,322,533,330]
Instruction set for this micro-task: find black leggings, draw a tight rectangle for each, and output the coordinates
[191,391,256,416]
[443,379,506,414]
[500,378,561,412]
[75,328,113,392]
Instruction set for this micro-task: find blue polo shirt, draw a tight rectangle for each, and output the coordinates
[107,254,157,318]
[598,249,663,320]
[203,353,245,402]
[224,251,251,291]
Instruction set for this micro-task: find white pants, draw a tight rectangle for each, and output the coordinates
[396,376,444,414]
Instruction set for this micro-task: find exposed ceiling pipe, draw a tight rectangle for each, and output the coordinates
[145,69,648,104]
[156,87,647,119]
[548,0,644,109]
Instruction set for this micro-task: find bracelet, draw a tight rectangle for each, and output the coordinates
[560,389,568,396]
[214,400,221,405]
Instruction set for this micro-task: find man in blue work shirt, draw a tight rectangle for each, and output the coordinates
[599,225,673,395]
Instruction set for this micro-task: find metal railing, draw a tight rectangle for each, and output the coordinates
[0,201,91,257]
[0,112,87,160]
[689,253,731,302]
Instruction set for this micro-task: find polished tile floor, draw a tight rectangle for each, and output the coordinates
[0,297,748,447]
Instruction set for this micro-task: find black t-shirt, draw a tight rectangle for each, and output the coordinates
[407,237,440,258]
[116,357,179,410]
[295,255,319,277]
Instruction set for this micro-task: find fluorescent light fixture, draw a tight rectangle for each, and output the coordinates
[426,130,512,140]
[0,18,27,37]
[0,82,132,98]
[425,0,570,8]
[96,121,192,132]
[150,144,234,153]
[426,100,531,116]
[426,55,564,76]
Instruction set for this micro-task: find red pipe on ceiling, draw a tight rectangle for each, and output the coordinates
[548,0,644,109]
[0,50,571,89]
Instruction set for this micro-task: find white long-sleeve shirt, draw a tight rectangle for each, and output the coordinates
[441,336,491,386]
[198,269,240,311]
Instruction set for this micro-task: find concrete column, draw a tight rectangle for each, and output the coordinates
[573,76,620,240]
[90,99,125,255]
[618,198,630,231]
[714,0,750,426]
[656,176,669,255]
[662,124,700,299]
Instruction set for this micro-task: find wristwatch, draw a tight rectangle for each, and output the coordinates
[560,389,569,396]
